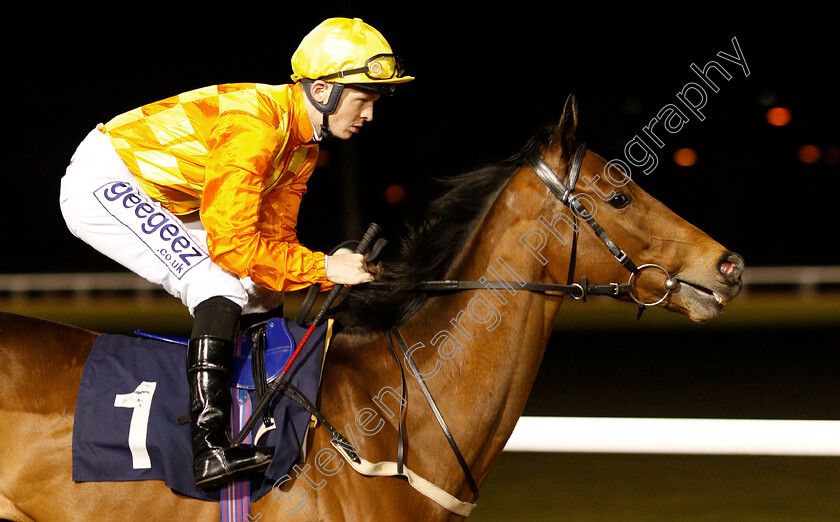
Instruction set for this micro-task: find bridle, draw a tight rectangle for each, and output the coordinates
[363,143,681,512]
[406,142,679,309]
[524,142,679,309]
[281,143,683,515]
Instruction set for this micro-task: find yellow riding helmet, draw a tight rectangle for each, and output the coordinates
[291,17,414,90]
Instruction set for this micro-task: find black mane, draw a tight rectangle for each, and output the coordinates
[337,127,553,331]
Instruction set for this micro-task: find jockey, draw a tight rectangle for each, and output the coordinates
[59,17,413,488]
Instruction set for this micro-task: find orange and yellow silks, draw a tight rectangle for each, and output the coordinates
[100,83,330,292]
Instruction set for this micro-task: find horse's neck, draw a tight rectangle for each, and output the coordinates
[397,176,563,490]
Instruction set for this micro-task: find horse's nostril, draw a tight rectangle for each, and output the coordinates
[718,252,745,280]
[720,261,736,276]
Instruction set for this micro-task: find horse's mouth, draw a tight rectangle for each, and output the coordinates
[679,279,729,305]
[668,279,729,322]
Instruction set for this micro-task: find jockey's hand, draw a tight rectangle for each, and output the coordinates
[326,252,374,285]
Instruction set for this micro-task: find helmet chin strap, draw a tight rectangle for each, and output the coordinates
[301,80,344,140]
[320,113,336,141]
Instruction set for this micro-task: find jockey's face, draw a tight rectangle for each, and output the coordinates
[327,86,379,140]
[303,81,379,141]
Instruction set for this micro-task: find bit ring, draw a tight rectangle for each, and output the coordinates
[628,263,677,307]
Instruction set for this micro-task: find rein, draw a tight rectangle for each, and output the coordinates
[386,328,480,500]
[268,144,682,516]
[344,143,682,514]
[368,143,678,309]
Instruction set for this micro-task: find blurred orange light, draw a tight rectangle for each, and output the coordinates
[673,148,698,167]
[798,145,821,164]
[766,107,792,126]
[384,184,406,204]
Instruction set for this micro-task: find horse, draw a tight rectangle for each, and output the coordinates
[0,95,744,521]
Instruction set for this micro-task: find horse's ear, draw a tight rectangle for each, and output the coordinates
[551,94,578,158]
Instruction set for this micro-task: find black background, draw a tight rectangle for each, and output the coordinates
[4,8,837,273]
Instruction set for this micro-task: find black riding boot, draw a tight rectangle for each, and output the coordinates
[188,297,273,488]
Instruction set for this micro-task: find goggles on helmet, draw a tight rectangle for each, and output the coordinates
[317,54,405,82]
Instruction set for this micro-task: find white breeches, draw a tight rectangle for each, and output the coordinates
[59,127,284,316]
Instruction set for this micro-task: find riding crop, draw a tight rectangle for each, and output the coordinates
[232,222,381,446]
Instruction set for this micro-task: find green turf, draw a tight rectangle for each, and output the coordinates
[2,293,838,335]
[3,294,838,520]
[473,452,840,521]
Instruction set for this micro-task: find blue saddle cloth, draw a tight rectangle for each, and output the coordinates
[72,318,330,502]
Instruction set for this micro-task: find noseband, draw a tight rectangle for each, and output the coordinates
[403,143,678,309]
[526,143,677,309]
[317,144,681,514]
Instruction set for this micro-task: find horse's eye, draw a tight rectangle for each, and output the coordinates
[609,193,631,209]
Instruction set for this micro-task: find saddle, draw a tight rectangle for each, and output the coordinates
[72,317,332,503]
[137,317,298,427]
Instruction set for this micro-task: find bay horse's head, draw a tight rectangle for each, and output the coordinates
[341,94,744,329]
[529,94,744,322]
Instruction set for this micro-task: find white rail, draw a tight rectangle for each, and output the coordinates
[505,416,840,456]
[741,265,840,296]
[1,267,839,297]
[0,272,159,294]
[2,272,836,457]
